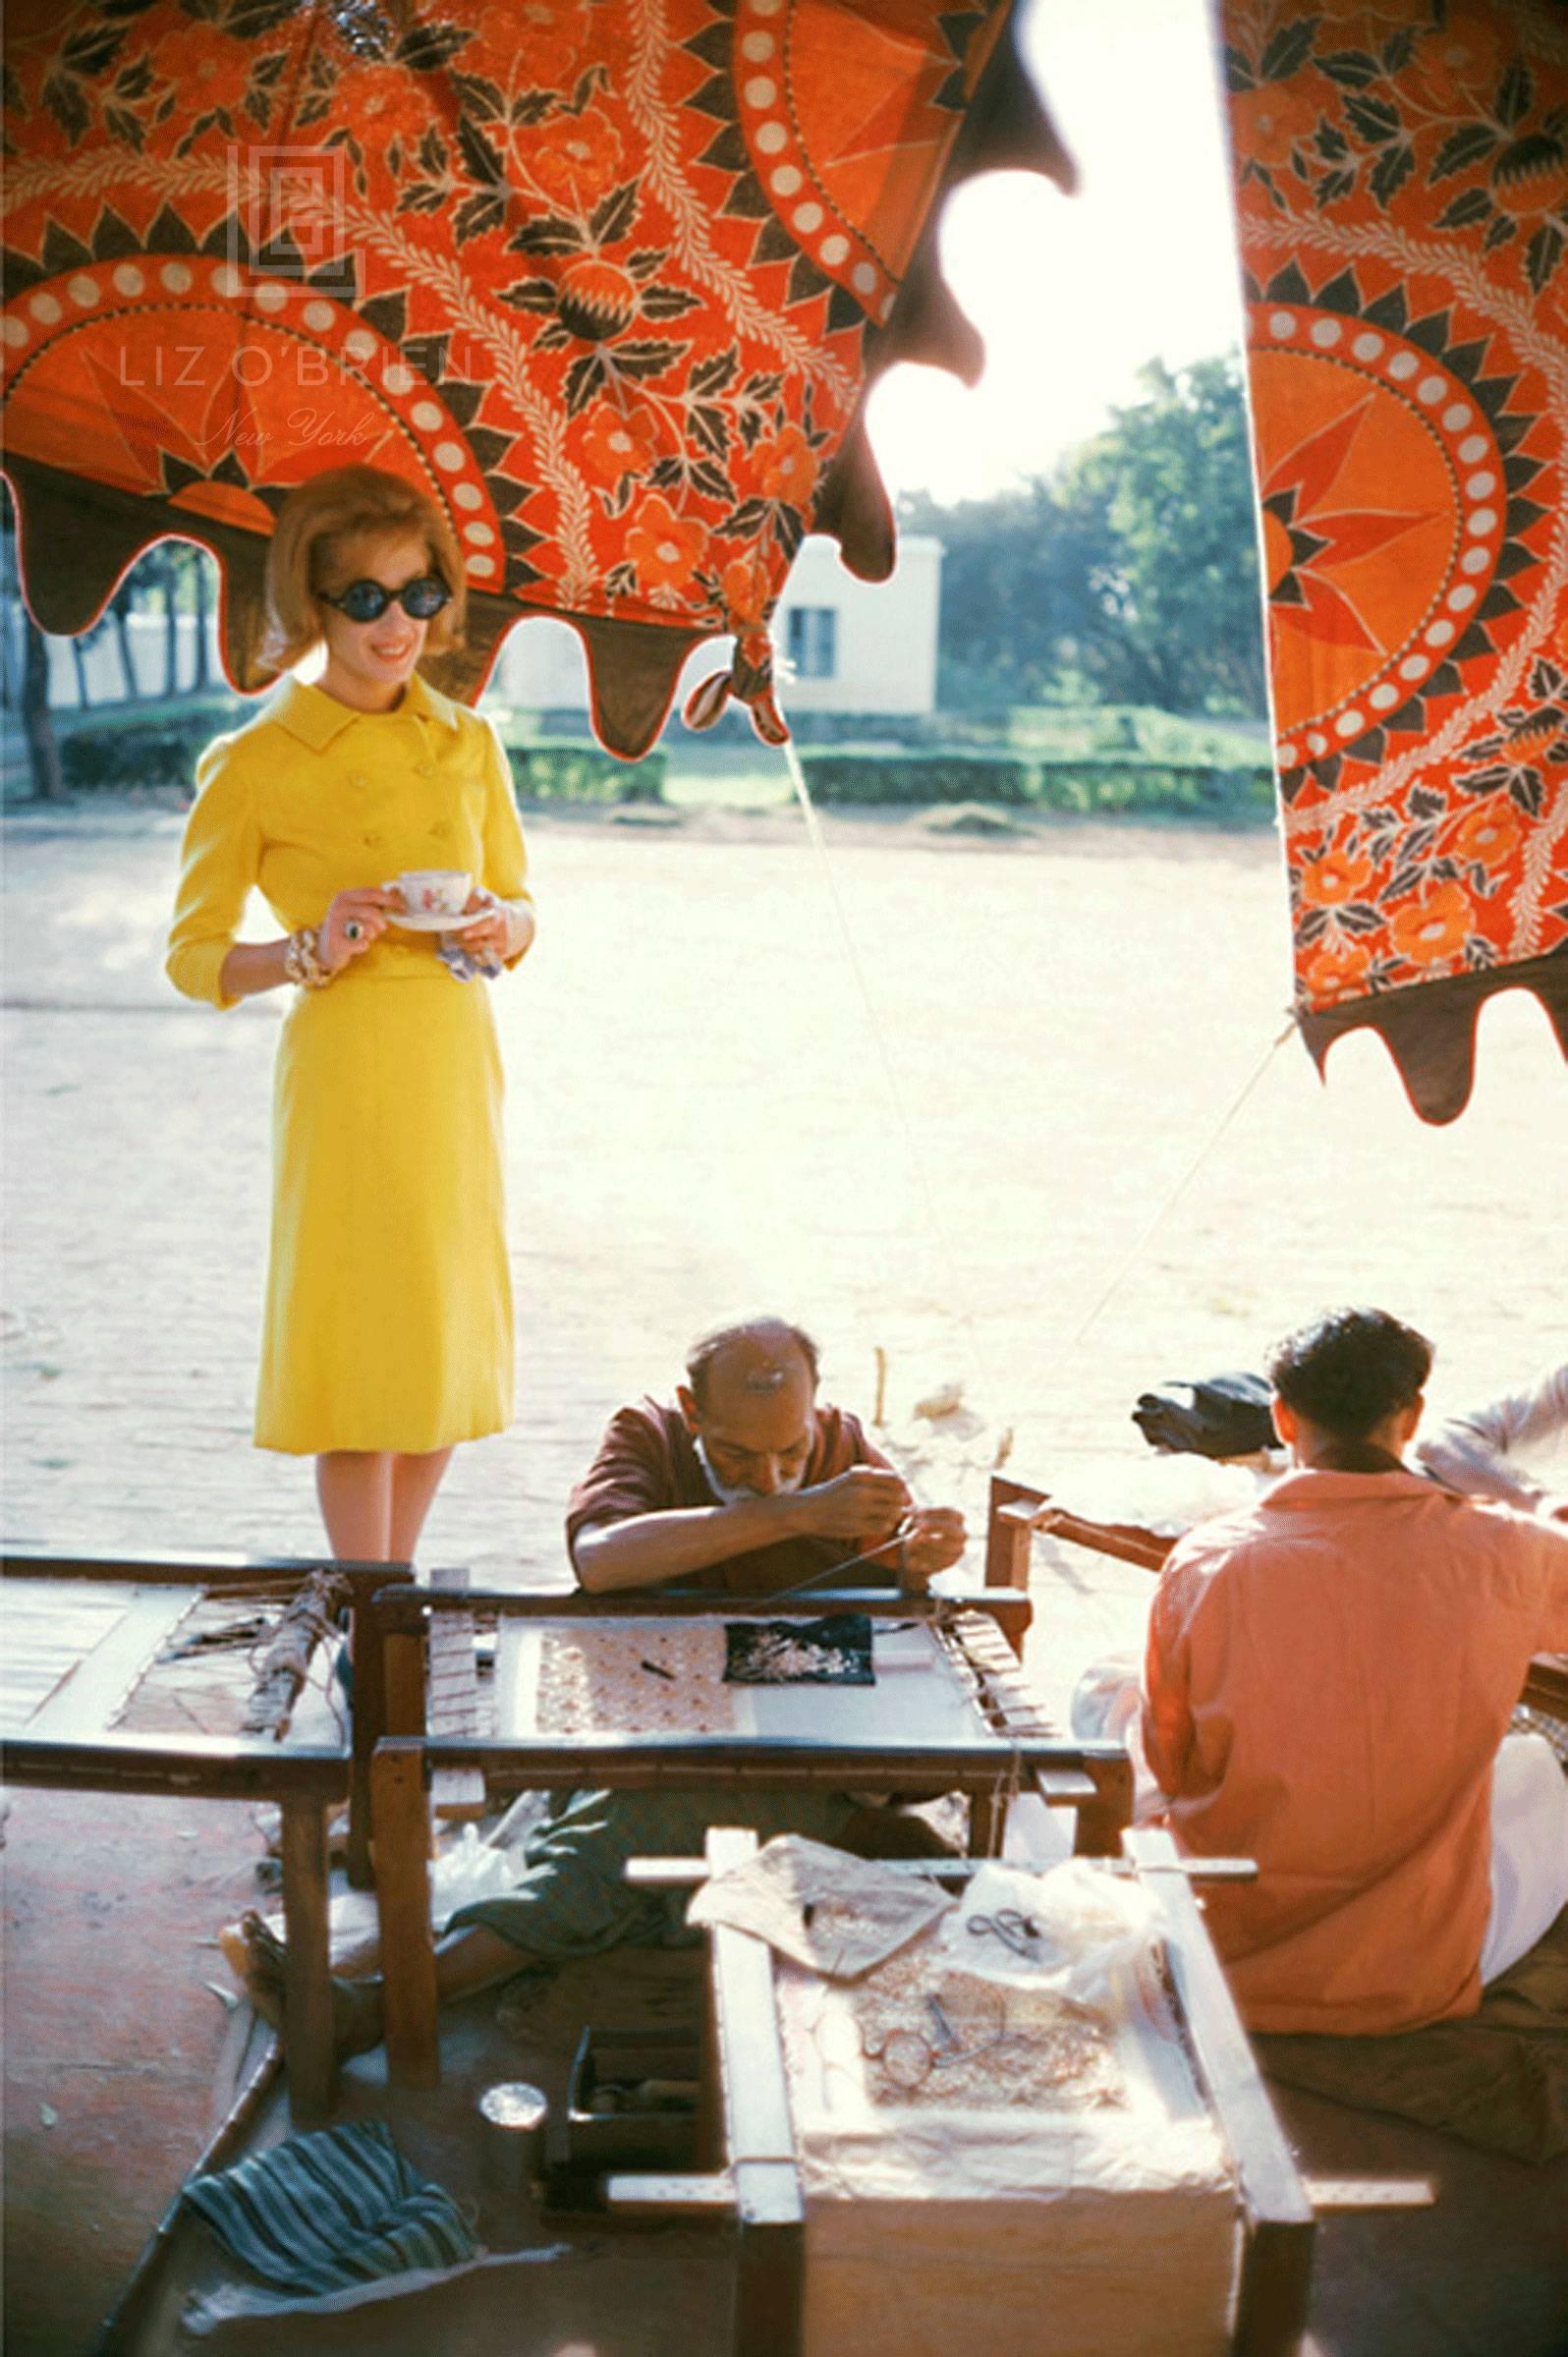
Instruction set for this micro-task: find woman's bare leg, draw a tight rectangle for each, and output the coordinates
[315,1450,394,1559]
[388,1446,455,1561]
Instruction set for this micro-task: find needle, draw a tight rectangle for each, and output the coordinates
[756,1519,915,1604]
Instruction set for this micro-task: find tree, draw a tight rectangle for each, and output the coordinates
[1067,357,1268,714]
[1,503,64,800]
[191,545,212,690]
[904,354,1268,717]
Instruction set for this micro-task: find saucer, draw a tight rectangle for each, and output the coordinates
[386,908,487,933]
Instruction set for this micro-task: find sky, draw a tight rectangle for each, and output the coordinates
[869,0,1248,505]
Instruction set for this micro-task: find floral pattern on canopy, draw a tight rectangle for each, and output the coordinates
[1222,0,1568,1122]
[0,0,1066,756]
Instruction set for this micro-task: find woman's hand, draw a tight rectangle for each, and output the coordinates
[318,886,398,974]
[458,891,535,965]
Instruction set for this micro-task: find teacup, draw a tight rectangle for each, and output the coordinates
[391,868,472,918]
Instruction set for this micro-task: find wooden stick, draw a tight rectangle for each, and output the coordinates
[625,1852,1259,1888]
[243,1572,348,1739]
[373,1583,1028,1626]
[95,2033,282,2354]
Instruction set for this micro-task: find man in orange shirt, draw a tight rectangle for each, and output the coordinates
[1144,1308,1568,2036]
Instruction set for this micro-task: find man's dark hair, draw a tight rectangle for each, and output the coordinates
[684,1317,820,1410]
[1266,1308,1432,1440]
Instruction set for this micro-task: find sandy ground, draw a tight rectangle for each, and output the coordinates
[3,794,1567,2355]
[2,797,1565,1601]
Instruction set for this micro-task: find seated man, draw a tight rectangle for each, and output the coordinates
[1413,1361,1568,1523]
[568,1315,965,1594]
[240,1317,967,2052]
[1143,1308,1568,2037]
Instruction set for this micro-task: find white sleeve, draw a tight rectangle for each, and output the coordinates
[1414,1365,1568,1514]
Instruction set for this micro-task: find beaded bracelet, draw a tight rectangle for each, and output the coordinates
[284,926,334,990]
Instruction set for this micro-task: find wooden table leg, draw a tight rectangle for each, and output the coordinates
[1072,1755,1135,1858]
[280,1796,337,2123]
[968,1792,1006,1857]
[372,1739,440,2088]
[704,1830,806,2357]
[348,1599,387,1891]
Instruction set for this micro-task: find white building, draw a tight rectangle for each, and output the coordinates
[489,533,942,722]
[38,533,943,724]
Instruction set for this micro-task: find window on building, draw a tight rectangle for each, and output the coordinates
[786,605,837,679]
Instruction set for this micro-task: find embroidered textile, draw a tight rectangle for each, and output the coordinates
[1222,0,1568,1118]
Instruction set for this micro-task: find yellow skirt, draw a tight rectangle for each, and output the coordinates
[255,968,512,1455]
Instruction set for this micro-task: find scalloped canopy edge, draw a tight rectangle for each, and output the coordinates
[2,18,1069,761]
[1301,955,1568,1126]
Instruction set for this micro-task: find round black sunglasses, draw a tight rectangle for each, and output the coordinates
[319,574,451,624]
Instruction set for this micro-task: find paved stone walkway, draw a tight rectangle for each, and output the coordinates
[3,800,1565,1601]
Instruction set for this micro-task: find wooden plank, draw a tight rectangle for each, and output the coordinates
[1302,2177,1434,2210]
[25,1586,200,1740]
[985,1475,1041,1593]
[372,1740,440,2088]
[383,1630,426,1740]
[605,2170,735,2215]
[704,1826,805,2357]
[0,1547,396,1586]
[1125,1824,1314,2357]
[1069,1752,1136,1858]
[2,1731,348,1800]
[1523,1651,1568,1714]
[348,1596,387,1892]
[493,1617,536,1738]
[1039,1509,1172,1573]
[346,1571,416,1886]
[707,1854,798,2166]
[279,1797,336,2124]
[733,2162,805,2357]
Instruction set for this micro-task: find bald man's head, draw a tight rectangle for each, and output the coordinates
[683,1317,820,1413]
[678,1318,821,1500]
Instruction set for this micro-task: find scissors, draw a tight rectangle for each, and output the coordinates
[965,1907,1041,1959]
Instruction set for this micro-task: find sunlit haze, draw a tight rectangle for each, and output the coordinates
[870,0,1246,503]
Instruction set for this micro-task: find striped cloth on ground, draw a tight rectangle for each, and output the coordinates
[183,2120,476,2294]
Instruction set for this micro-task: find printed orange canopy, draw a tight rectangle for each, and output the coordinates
[1,0,1065,753]
[1223,0,1568,1121]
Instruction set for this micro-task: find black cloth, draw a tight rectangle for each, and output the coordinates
[1132,1371,1276,1459]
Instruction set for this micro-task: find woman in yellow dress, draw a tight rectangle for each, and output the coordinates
[167,466,535,1560]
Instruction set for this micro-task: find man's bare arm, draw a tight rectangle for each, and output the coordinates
[572,1467,911,1593]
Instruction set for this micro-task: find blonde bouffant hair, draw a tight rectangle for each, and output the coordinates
[262,465,468,673]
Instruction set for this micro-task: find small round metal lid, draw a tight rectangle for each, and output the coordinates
[477,2080,548,2131]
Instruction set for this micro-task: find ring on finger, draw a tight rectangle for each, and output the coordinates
[344,919,363,942]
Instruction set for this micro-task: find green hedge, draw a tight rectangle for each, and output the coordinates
[796,746,1273,814]
[503,738,665,803]
[54,699,245,792]
[798,749,1038,805]
[49,703,665,806]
